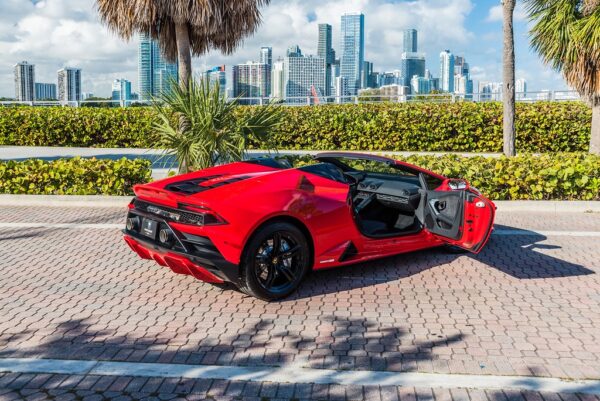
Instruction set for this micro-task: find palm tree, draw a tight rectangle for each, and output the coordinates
[525,0,600,154]
[96,0,270,87]
[154,78,283,173]
[503,0,517,156]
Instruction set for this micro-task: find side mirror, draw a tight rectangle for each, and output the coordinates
[446,178,468,190]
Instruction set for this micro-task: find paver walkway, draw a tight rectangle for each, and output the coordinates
[1,206,599,400]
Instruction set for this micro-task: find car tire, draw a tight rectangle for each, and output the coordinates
[239,222,310,301]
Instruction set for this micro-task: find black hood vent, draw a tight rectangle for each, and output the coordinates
[165,174,251,195]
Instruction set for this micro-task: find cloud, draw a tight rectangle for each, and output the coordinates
[487,3,528,23]
[0,0,567,97]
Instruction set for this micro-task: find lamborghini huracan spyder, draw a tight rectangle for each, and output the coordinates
[124,152,495,300]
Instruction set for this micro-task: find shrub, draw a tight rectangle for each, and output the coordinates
[0,102,592,152]
[284,153,600,200]
[0,157,152,195]
[0,107,157,148]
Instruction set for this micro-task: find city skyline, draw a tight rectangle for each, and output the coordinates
[0,0,569,98]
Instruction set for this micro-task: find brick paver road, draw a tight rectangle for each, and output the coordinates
[1,206,599,400]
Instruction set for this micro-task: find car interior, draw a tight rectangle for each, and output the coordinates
[297,156,444,238]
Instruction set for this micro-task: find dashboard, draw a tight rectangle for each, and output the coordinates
[354,177,421,212]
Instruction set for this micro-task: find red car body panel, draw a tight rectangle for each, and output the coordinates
[124,153,495,285]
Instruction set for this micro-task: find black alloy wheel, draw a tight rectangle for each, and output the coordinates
[240,222,310,300]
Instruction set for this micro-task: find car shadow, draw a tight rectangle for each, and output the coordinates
[287,224,594,300]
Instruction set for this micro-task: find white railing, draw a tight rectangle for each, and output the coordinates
[0,91,581,107]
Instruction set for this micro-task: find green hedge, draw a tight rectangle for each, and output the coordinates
[0,154,597,200]
[0,102,592,152]
[0,157,152,195]
[289,153,600,200]
[0,107,156,148]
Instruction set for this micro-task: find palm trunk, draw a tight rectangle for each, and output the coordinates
[502,0,516,156]
[591,104,600,155]
[175,23,192,89]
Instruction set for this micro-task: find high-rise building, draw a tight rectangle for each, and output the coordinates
[411,75,431,94]
[454,55,469,76]
[271,59,285,99]
[14,61,35,101]
[439,50,454,93]
[286,45,302,57]
[478,81,502,101]
[111,78,132,103]
[35,83,56,100]
[57,67,81,102]
[204,65,226,93]
[361,61,377,89]
[454,74,473,98]
[400,52,426,89]
[516,78,527,99]
[340,12,365,96]
[232,61,270,103]
[330,59,340,95]
[284,53,326,103]
[259,47,273,96]
[318,23,335,96]
[424,69,439,92]
[403,29,418,53]
[260,47,272,67]
[138,33,178,100]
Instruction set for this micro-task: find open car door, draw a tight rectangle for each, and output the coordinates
[418,186,495,253]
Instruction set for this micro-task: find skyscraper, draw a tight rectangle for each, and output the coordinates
[340,12,365,96]
[35,83,57,100]
[232,61,270,103]
[57,67,81,102]
[111,78,132,103]
[361,61,377,89]
[318,23,335,96]
[271,59,285,99]
[411,75,431,94]
[259,47,273,96]
[260,47,272,67]
[439,50,454,93]
[204,65,226,93]
[284,54,326,103]
[400,52,426,89]
[286,45,303,57]
[403,29,418,53]
[138,33,178,100]
[14,61,35,101]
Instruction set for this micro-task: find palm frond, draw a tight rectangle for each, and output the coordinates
[151,78,281,173]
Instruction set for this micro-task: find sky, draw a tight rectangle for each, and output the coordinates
[0,0,570,98]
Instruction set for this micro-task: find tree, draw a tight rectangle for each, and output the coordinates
[96,0,270,87]
[525,0,600,154]
[503,0,517,156]
[154,79,283,173]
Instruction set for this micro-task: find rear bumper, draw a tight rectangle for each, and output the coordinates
[123,204,241,285]
[124,235,226,283]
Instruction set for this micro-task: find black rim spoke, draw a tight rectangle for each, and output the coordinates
[272,232,282,256]
[280,245,300,259]
[277,264,295,282]
[255,231,302,292]
[264,266,276,288]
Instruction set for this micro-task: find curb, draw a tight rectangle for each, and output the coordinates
[0,195,598,212]
[493,200,600,213]
[0,195,131,208]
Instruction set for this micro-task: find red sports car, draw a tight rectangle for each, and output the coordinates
[124,152,495,300]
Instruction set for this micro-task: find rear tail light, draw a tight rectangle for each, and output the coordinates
[179,204,227,226]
